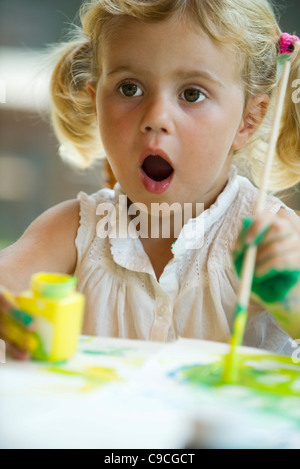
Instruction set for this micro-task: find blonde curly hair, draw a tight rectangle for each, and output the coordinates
[50,0,300,190]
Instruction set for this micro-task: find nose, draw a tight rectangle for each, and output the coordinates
[139,93,175,135]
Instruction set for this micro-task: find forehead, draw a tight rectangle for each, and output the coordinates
[99,15,241,84]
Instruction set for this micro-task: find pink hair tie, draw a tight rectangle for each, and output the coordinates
[280,32,300,55]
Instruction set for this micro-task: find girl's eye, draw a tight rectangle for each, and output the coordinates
[119,83,143,97]
[181,88,206,103]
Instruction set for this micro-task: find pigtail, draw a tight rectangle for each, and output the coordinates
[50,38,103,168]
[271,42,300,190]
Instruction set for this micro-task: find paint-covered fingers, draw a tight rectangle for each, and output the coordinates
[234,214,272,260]
[233,214,272,278]
[236,210,300,334]
[233,211,300,305]
[255,234,300,276]
[245,208,300,246]
[0,286,34,360]
[242,212,274,247]
[253,214,300,276]
[1,334,31,361]
[0,313,33,360]
[234,211,300,275]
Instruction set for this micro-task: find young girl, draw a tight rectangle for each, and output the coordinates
[1,0,300,360]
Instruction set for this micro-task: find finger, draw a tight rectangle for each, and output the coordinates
[258,215,294,241]
[4,339,31,361]
[0,313,37,356]
[234,216,255,253]
[245,209,300,246]
[255,248,300,276]
[8,308,36,331]
[247,213,299,253]
[277,209,300,236]
[257,231,294,249]
[254,218,299,272]
[0,288,35,331]
[0,317,32,360]
[244,213,274,245]
[256,232,298,263]
[0,307,36,332]
[0,286,17,314]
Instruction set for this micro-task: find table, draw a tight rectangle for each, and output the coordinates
[1,336,300,449]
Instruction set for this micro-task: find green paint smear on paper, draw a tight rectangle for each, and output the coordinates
[170,353,300,398]
[233,217,300,303]
[81,347,133,357]
[78,337,135,357]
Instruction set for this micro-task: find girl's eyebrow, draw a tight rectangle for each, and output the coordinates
[175,70,224,88]
[107,65,224,88]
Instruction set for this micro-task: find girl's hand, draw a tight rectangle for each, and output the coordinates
[0,286,35,360]
[233,209,300,338]
[241,209,300,278]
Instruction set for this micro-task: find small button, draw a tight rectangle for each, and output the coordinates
[157,304,169,318]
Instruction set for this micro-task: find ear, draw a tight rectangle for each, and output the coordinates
[231,94,270,151]
[87,80,97,115]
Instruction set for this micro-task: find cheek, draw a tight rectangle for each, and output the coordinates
[97,105,133,175]
[182,116,223,157]
[98,99,132,143]
[191,112,241,157]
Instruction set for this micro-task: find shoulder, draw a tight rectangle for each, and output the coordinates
[0,199,80,292]
[29,199,80,234]
[19,199,80,253]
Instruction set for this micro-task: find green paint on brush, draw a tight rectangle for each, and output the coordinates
[222,303,249,384]
[231,304,247,333]
[277,53,292,67]
[233,217,300,303]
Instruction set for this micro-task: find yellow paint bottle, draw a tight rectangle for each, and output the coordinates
[9,273,85,362]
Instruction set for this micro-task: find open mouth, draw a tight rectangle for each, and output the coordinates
[139,152,174,194]
[141,155,174,182]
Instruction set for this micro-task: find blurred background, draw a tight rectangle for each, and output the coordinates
[0,0,300,249]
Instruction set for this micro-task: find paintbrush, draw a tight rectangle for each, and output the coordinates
[222,57,292,384]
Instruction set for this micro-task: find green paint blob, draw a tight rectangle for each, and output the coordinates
[170,353,300,398]
[233,217,300,302]
[252,269,300,303]
[9,308,34,328]
[235,304,246,316]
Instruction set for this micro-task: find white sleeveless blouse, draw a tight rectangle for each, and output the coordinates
[74,167,294,355]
